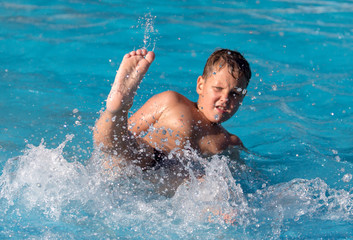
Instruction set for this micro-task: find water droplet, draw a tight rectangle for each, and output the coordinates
[166,209,174,216]
[162,129,167,135]
[72,108,79,114]
[138,13,158,50]
[342,173,352,183]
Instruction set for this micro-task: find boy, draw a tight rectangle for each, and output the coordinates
[94,48,251,174]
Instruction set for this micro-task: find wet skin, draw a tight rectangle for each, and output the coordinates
[94,49,247,171]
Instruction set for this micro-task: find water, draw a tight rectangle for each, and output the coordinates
[1,0,353,238]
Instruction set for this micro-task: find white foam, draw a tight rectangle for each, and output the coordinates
[0,135,113,220]
[1,137,352,238]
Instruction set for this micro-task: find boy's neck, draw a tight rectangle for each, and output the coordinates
[194,101,221,127]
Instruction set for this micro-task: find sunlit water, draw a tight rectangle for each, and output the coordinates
[1,0,353,239]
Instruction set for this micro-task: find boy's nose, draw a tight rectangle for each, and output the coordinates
[220,93,229,103]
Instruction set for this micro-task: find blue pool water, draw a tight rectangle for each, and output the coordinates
[1,0,353,239]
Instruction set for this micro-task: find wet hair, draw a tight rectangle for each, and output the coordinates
[202,48,251,87]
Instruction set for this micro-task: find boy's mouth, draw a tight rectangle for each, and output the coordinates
[215,105,227,113]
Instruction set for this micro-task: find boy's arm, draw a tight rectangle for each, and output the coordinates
[221,134,247,164]
[229,134,248,152]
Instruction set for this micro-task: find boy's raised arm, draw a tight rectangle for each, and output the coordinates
[93,49,155,158]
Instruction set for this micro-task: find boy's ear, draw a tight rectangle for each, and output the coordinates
[196,76,205,94]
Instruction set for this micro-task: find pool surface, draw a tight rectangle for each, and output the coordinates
[1,0,353,239]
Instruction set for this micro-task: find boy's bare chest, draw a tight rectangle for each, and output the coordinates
[194,127,231,155]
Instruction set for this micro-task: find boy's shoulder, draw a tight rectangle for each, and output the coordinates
[155,90,190,103]
[151,90,194,111]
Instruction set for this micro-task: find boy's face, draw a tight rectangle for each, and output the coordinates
[196,65,247,124]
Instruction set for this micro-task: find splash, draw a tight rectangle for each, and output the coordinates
[247,178,353,238]
[1,137,353,238]
[0,135,109,220]
[172,153,253,228]
[137,13,158,51]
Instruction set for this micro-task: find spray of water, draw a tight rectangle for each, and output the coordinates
[1,135,353,238]
[137,13,158,51]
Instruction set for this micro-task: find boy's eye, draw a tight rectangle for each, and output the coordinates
[213,87,223,91]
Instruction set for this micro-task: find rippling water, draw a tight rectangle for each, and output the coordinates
[1,0,353,239]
